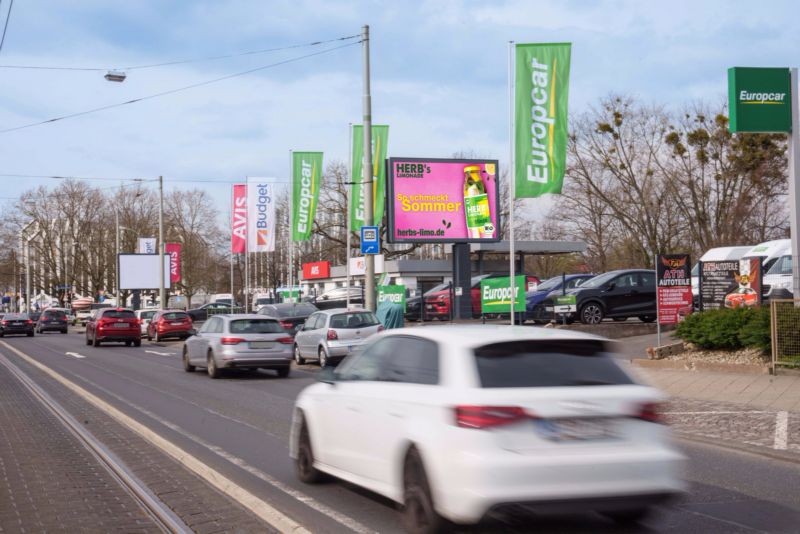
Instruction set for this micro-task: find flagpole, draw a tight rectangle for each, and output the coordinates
[244,178,250,312]
[289,150,294,302]
[508,40,516,326]
[346,123,353,307]
[229,185,234,303]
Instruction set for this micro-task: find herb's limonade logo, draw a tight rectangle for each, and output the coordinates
[395,162,431,178]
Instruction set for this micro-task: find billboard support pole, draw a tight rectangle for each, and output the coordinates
[508,40,516,325]
[362,24,376,312]
[289,150,294,304]
[346,123,353,307]
[655,254,661,347]
[158,175,165,310]
[788,68,800,303]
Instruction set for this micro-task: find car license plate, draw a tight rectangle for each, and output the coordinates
[13,322,23,326]
[249,341,273,349]
[171,322,183,325]
[425,305,434,310]
[113,322,129,328]
[535,418,616,441]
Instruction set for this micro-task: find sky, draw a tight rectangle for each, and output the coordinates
[0,0,798,221]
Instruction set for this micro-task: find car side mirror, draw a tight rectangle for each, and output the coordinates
[318,366,336,385]
[188,328,197,336]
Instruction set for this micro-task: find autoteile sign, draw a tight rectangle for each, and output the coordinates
[480,276,525,314]
[656,254,692,325]
[728,67,791,133]
[700,258,762,311]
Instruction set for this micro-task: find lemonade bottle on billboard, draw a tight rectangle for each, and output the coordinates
[463,165,492,238]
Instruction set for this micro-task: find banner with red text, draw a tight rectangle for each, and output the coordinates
[231,184,247,253]
[165,243,182,284]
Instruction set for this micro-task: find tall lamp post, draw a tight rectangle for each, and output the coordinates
[19,221,38,313]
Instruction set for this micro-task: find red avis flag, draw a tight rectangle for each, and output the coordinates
[231,184,247,253]
[165,243,181,284]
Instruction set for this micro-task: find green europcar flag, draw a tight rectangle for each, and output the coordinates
[514,43,571,198]
[292,151,323,241]
[350,124,389,231]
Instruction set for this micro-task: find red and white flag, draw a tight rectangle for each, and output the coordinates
[231,184,247,253]
[165,243,181,283]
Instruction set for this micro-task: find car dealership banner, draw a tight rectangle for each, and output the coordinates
[481,276,525,314]
[292,152,323,241]
[302,261,330,280]
[656,254,692,325]
[378,284,406,312]
[231,183,247,253]
[387,158,500,243]
[700,258,762,311]
[350,124,389,231]
[246,177,277,253]
[514,42,571,198]
[165,243,182,284]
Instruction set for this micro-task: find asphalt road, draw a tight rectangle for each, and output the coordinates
[2,329,799,533]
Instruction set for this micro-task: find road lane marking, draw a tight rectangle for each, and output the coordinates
[0,340,375,534]
[65,352,86,359]
[774,411,789,450]
[145,350,174,357]
[663,411,772,415]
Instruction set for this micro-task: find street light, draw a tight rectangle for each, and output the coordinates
[104,70,127,82]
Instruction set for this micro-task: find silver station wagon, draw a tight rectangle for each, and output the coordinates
[293,308,383,367]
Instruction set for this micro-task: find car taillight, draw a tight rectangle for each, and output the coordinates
[279,320,293,330]
[1,321,8,326]
[636,402,663,424]
[221,337,245,345]
[276,336,294,344]
[455,405,530,429]
[26,320,33,325]
[326,329,338,341]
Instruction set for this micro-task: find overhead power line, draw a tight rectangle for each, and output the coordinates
[0,0,14,54]
[0,40,360,135]
[0,33,360,72]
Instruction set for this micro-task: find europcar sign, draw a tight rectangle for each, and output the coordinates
[728,67,791,133]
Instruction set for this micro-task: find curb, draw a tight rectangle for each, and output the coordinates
[631,358,771,374]
[674,431,800,466]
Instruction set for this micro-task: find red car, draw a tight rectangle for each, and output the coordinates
[147,309,194,341]
[85,308,141,347]
[424,274,540,320]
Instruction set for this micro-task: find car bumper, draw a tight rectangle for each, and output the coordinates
[96,328,140,341]
[38,323,68,331]
[153,327,192,339]
[430,446,686,523]
[1,328,34,335]
[219,347,292,368]
[767,287,794,300]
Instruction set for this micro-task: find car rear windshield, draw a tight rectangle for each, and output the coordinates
[229,319,284,334]
[330,312,379,329]
[275,304,317,318]
[45,311,66,319]
[473,340,634,388]
[103,310,136,319]
[162,312,189,320]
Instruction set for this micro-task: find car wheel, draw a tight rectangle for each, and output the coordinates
[276,366,290,378]
[92,332,100,347]
[154,331,160,343]
[639,315,656,323]
[318,346,328,368]
[403,448,445,534]
[295,414,322,484]
[125,340,132,347]
[182,348,195,372]
[207,351,221,379]
[133,339,141,347]
[294,345,306,365]
[580,303,604,324]
[61,329,68,334]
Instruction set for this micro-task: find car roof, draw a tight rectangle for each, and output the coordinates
[213,313,279,320]
[376,325,608,349]
[314,308,370,315]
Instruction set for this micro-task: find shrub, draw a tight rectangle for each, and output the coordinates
[675,307,770,353]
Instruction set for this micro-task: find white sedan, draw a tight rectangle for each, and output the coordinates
[290,325,685,530]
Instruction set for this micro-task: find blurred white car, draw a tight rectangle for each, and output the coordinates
[290,326,685,530]
[135,308,159,337]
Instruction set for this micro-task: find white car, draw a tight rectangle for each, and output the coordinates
[290,325,686,530]
[135,308,159,337]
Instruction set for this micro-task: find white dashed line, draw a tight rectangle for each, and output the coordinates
[65,352,86,359]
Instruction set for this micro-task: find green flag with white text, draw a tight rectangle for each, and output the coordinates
[514,43,571,198]
[350,124,389,230]
[292,151,323,241]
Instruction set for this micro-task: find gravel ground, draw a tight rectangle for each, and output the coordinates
[664,343,770,365]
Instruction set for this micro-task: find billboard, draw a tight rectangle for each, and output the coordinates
[387,158,500,243]
[247,177,277,252]
[378,285,406,312]
[656,254,693,325]
[119,254,171,290]
[480,276,525,313]
[700,258,762,311]
[728,67,791,133]
[302,261,330,280]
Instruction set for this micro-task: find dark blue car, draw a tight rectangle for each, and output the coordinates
[526,274,595,324]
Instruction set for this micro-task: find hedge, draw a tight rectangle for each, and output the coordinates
[674,307,771,353]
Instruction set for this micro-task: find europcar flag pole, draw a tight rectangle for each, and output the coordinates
[350,124,389,231]
[247,177,277,252]
[292,152,323,241]
[514,43,571,198]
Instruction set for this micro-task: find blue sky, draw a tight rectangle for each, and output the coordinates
[0,0,798,217]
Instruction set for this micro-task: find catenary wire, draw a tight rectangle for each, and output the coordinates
[0,0,13,54]
[0,40,360,134]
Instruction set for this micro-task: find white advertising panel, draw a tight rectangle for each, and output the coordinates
[119,254,172,290]
[247,176,277,252]
[349,255,385,276]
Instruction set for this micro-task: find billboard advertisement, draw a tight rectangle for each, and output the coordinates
[480,276,525,313]
[656,254,692,325]
[119,254,171,290]
[247,177,277,253]
[387,158,500,243]
[231,183,247,254]
[165,243,181,284]
[700,258,762,311]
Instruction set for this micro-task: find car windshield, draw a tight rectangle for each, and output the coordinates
[330,312,380,329]
[103,310,135,319]
[229,319,284,334]
[473,340,634,388]
[424,282,450,295]
[4,314,26,320]
[767,255,792,275]
[531,277,560,293]
[140,310,157,320]
[577,272,618,289]
[273,304,317,317]
[45,311,66,319]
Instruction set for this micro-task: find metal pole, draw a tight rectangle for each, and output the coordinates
[289,150,294,303]
[655,254,662,347]
[362,24,376,312]
[508,41,516,325]
[115,210,120,306]
[230,186,234,302]
[25,238,30,313]
[158,176,165,310]
[788,68,800,302]
[346,122,352,307]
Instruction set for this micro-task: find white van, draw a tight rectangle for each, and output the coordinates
[741,239,790,274]
[691,246,753,306]
[764,253,794,299]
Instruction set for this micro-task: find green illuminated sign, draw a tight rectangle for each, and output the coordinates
[728,67,791,133]
[480,276,525,313]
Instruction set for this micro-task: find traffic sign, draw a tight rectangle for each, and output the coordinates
[361,226,380,254]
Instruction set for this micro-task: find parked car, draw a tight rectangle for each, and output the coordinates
[147,309,194,341]
[404,282,450,322]
[0,313,35,337]
[763,253,794,300]
[526,274,596,324]
[75,308,92,326]
[85,308,141,347]
[36,308,69,334]
[293,308,383,367]
[187,302,243,322]
[290,325,686,529]
[312,287,364,310]
[182,314,294,378]
[252,295,275,313]
[724,287,759,308]
[424,274,540,320]
[257,302,318,335]
[541,269,657,325]
[135,308,159,337]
